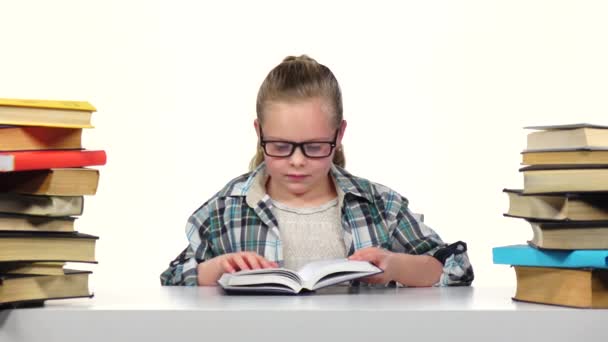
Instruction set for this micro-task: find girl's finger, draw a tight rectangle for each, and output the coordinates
[221,258,236,273]
[351,248,378,258]
[232,255,250,271]
[259,258,276,268]
[245,254,262,269]
[353,252,381,263]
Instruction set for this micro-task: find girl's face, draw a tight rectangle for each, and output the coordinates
[256,97,345,200]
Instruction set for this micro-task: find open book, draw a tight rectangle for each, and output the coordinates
[217,258,382,294]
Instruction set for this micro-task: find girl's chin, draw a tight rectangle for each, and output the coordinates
[284,183,311,194]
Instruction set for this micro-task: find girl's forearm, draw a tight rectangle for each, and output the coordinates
[196,256,224,286]
[389,253,443,287]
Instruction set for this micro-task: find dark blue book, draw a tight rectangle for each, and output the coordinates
[492,244,608,269]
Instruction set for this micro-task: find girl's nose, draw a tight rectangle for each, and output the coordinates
[289,145,307,166]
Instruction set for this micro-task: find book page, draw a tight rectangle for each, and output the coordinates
[297,258,382,290]
[229,268,302,282]
[218,268,303,293]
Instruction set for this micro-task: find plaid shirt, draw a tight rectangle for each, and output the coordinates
[160,163,474,286]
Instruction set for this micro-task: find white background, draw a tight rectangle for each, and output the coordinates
[1,0,607,289]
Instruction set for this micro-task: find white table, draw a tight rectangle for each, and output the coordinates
[1,286,607,342]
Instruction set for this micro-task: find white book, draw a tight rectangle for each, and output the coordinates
[218,258,382,294]
[0,193,83,217]
[524,123,608,151]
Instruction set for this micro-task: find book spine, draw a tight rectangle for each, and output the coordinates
[492,246,608,269]
[0,150,106,172]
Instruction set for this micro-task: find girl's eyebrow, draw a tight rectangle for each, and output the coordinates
[261,127,338,142]
[264,135,333,142]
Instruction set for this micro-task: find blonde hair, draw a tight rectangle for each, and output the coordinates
[249,55,345,171]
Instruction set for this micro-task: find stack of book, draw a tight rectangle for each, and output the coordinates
[0,98,106,308]
[494,123,608,308]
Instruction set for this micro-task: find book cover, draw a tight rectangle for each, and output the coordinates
[0,98,96,111]
[492,244,608,269]
[524,123,608,130]
[0,150,106,172]
[218,258,382,294]
[522,147,608,153]
[520,164,608,171]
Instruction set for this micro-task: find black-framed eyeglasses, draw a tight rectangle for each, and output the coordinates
[259,127,339,158]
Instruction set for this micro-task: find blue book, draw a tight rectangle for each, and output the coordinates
[492,244,608,269]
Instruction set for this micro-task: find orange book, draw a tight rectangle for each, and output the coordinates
[0,150,106,172]
[0,125,82,151]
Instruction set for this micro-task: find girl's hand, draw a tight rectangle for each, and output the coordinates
[348,247,395,284]
[219,252,279,273]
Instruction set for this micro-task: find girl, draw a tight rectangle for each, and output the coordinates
[161,55,473,287]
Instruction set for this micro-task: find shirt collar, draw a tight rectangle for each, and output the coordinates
[226,163,373,208]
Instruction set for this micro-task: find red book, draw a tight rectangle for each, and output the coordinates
[0,150,106,172]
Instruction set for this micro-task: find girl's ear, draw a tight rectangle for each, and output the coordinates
[254,119,260,138]
[337,120,347,145]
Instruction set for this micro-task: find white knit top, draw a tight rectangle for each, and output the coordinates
[270,198,347,271]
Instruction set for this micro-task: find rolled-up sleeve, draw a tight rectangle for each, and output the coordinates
[160,206,215,286]
[388,194,474,286]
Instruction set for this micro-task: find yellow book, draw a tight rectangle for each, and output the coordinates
[522,149,608,165]
[0,98,96,128]
[0,232,97,263]
[513,266,608,308]
[520,164,608,193]
[0,168,100,196]
[0,214,76,232]
[503,189,608,221]
[0,269,92,307]
[525,123,608,150]
[0,261,66,276]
